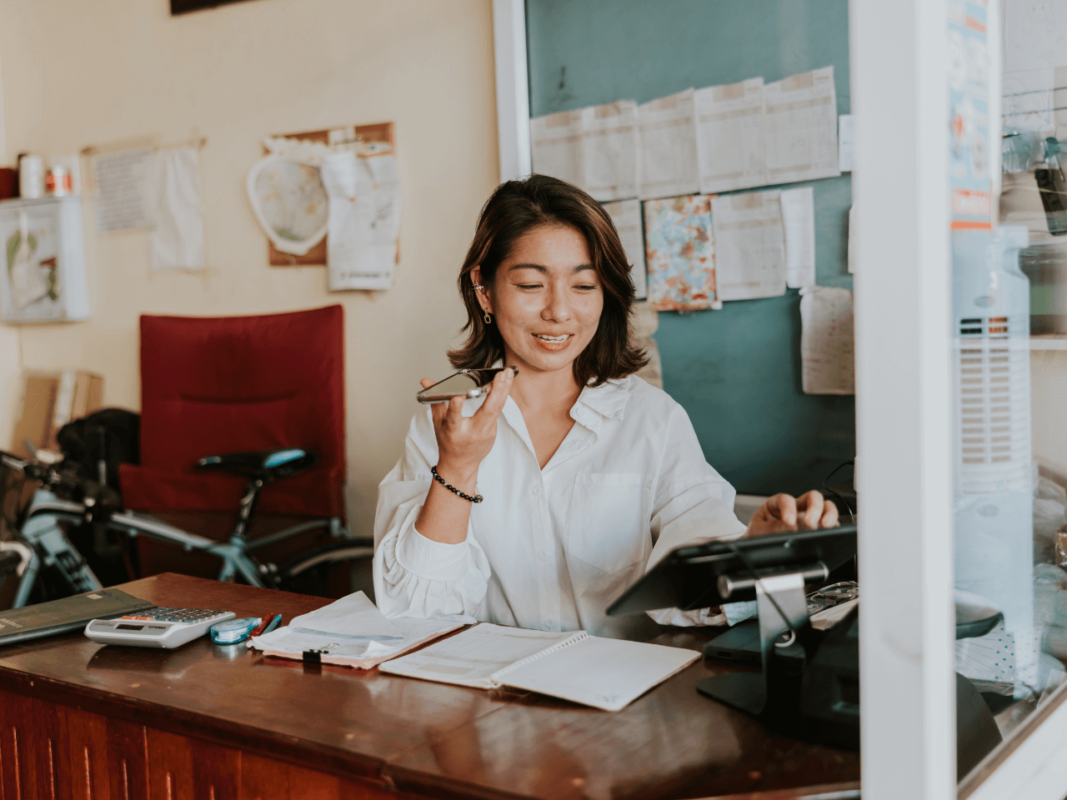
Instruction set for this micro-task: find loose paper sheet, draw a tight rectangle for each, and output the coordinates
[711,190,786,301]
[91,147,154,233]
[603,199,646,299]
[582,101,639,201]
[695,77,767,194]
[763,67,840,185]
[838,115,853,172]
[250,591,463,669]
[780,186,816,289]
[799,286,855,395]
[530,109,584,187]
[321,147,402,292]
[637,89,700,200]
[147,146,204,271]
[643,194,718,311]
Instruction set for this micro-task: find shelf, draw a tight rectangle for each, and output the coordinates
[1030,336,1067,350]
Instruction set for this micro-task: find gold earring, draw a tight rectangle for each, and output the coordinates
[484,311,492,324]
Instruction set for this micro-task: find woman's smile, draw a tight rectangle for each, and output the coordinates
[533,333,573,350]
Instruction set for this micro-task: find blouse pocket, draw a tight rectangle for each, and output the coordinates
[567,472,651,574]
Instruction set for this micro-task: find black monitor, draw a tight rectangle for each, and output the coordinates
[606,520,858,618]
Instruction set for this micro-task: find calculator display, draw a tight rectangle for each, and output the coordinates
[116,624,144,631]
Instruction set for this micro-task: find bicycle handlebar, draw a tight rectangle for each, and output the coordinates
[0,448,121,508]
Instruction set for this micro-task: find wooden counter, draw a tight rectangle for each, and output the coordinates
[0,574,859,800]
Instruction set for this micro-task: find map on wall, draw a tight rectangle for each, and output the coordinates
[642,194,720,312]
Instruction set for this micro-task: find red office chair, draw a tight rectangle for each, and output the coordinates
[119,305,349,583]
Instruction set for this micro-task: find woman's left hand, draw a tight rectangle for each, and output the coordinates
[746,491,839,537]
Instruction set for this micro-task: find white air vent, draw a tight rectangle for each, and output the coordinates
[956,315,1032,493]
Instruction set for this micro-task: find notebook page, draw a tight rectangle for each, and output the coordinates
[380,623,582,689]
[498,637,700,712]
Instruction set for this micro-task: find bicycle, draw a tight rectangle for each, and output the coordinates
[0,447,375,607]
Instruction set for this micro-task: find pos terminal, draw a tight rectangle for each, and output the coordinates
[606,519,1004,778]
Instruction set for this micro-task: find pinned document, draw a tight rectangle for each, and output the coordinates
[530,109,585,188]
[147,146,204,271]
[602,199,646,299]
[711,190,786,301]
[91,147,155,233]
[321,146,402,292]
[764,67,840,185]
[695,78,767,194]
[582,101,639,202]
[638,89,700,200]
[799,286,855,395]
[643,194,718,311]
[780,186,816,289]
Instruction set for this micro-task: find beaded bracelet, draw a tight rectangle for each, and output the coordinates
[431,465,483,504]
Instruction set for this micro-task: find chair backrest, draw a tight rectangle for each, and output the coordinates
[127,305,345,518]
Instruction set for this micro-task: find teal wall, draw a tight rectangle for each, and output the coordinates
[526,0,854,496]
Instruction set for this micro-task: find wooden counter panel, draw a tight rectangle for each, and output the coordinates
[384,631,860,800]
[0,574,517,785]
[0,692,420,800]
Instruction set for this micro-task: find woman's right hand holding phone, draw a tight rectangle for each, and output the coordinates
[423,367,515,485]
[415,367,515,544]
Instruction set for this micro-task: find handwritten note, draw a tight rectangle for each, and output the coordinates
[800,286,854,395]
[91,148,154,233]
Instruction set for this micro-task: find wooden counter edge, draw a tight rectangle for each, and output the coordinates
[0,660,387,785]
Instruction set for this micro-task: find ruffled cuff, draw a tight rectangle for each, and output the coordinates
[398,523,471,581]
[373,503,490,621]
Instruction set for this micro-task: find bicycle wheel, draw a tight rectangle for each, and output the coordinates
[274,537,375,601]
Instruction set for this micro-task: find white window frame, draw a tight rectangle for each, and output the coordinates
[492,0,531,182]
[494,2,1067,796]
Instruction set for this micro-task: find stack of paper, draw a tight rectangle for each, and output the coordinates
[250,591,463,669]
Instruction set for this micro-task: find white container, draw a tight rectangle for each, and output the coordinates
[18,155,44,200]
[0,196,89,322]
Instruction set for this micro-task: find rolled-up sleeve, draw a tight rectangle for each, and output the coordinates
[373,410,491,621]
[644,404,746,627]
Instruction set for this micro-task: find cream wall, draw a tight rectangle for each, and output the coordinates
[0,0,499,536]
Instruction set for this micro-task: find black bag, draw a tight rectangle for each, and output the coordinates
[56,408,140,490]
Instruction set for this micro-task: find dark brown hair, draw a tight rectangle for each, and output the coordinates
[448,174,648,387]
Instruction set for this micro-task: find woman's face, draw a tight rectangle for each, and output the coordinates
[477,224,604,380]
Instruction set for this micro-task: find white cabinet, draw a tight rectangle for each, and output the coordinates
[0,196,88,323]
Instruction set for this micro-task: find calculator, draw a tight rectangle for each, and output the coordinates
[84,608,236,649]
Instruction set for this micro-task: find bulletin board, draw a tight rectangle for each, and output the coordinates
[526,0,854,497]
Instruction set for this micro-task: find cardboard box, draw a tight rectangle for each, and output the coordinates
[10,370,103,457]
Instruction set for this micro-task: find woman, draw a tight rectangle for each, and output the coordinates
[374,175,837,640]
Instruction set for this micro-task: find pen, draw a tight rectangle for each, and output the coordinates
[246,613,282,649]
[261,613,282,635]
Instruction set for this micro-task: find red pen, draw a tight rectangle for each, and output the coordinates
[248,612,276,639]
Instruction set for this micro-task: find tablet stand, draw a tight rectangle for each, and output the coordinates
[696,567,822,735]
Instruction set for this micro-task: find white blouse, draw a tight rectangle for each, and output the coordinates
[373,374,747,640]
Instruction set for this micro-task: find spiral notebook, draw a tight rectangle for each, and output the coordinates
[379,623,699,711]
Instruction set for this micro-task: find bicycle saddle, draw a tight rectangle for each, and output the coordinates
[195,448,317,483]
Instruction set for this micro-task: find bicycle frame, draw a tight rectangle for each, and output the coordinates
[13,489,349,607]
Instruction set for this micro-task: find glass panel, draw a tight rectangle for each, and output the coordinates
[956,0,1067,786]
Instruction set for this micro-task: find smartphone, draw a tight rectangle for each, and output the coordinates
[416,368,513,404]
